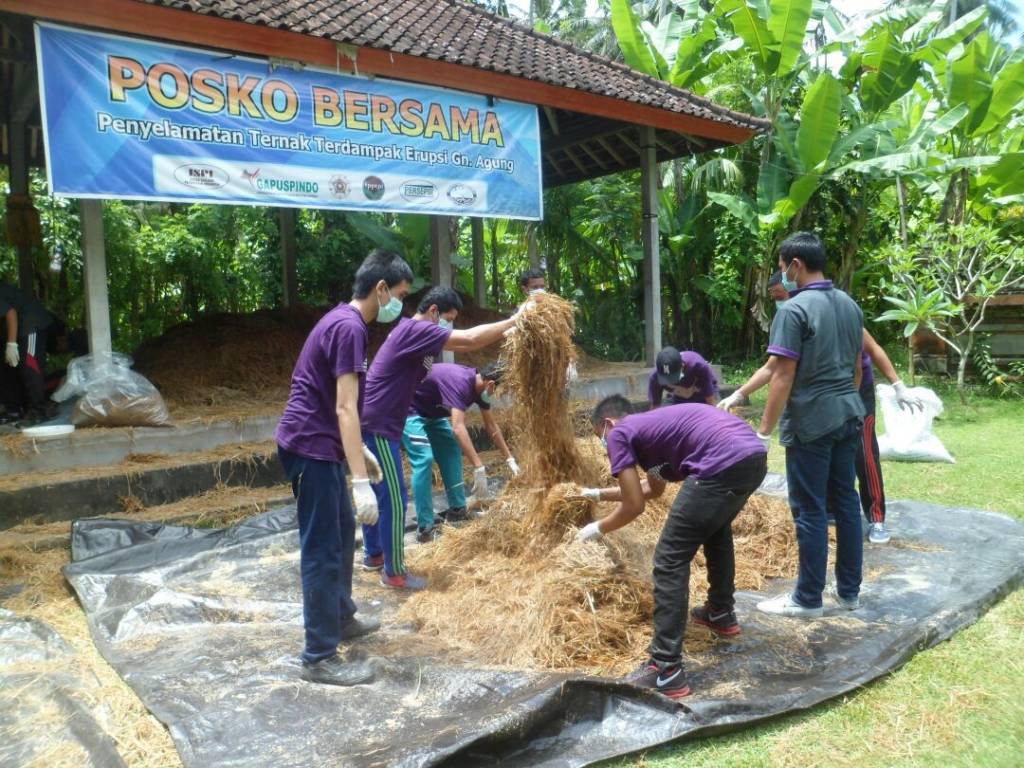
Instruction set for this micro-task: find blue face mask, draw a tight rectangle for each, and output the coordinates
[376,288,403,324]
[438,318,453,330]
[600,422,609,449]
[780,264,798,294]
[480,389,492,405]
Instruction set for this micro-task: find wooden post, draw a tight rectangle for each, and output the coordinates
[8,119,34,293]
[471,217,486,307]
[527,223,539,268]
[278,208,298,308]
[429,215,453,288]
[640,127,662,366]
[80,199,113,356]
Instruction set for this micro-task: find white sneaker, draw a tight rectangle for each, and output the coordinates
[756,594,823,618]
[868,523,891,544]
[829,584,861,611]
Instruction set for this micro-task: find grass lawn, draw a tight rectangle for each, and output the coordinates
[614,377,1024,768]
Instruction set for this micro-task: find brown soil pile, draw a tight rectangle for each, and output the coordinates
[401,296,799,674]
[131,291,606,414]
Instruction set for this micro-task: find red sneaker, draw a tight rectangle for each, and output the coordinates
[626,661,691,699]
[690,604,741,636]
[379,572,427,590]
[362,554,384,571]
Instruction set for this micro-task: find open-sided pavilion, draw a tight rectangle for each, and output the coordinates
[1,0,767,363]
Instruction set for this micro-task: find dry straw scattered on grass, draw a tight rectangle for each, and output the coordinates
[402,293,800,674]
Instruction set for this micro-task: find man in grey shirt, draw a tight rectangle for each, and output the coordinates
[752,233,866,617]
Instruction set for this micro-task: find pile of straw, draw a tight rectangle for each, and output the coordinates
[501,293,584,485]
[401,295,799,674]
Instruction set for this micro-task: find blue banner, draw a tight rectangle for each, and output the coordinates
[35,23,543,220]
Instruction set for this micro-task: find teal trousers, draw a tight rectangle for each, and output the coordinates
[401,414,466,528]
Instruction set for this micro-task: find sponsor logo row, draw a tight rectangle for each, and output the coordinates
[172,163,479,207]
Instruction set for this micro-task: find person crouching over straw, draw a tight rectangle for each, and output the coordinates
[574,395,768,698]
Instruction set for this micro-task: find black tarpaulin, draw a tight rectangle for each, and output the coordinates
[62,500,1024,767]
[0,608,126,767]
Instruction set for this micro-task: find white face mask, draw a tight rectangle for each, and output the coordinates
[528,288,546,296]
[438,318,453,330]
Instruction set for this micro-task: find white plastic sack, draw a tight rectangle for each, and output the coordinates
[52,353,134,402]
[876,384,954,463]
[53,353,169,427]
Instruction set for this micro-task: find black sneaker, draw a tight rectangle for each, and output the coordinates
[417,525,441,543]
[301,655,375,687]
[0,409,24,425]
[439,506,471,523]
[339,616,380,641]
[690,604,741,637]
[627,661,691,699]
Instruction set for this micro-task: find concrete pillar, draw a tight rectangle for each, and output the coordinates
[430,215,454,362]
[8,119,34,294]
[278,208,298,308]
[640,127,662,366]
[80,199,113,356]
[471,218,486,306]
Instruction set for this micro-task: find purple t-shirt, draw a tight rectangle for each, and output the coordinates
[606,404,766,482]
[361,318,452,439]
[860,349,874,391]
[275,303,368,462]
[647,351,718,407]
[411,363,491,419]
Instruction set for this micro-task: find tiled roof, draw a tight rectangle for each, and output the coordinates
[130,0,768,134]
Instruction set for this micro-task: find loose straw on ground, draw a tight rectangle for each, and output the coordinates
[401,294,800,674]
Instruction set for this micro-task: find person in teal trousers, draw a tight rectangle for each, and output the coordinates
[403,362,519,542]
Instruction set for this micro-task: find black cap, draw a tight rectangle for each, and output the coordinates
[655,347,683,386]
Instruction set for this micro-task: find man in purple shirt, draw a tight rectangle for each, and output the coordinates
[404,362,518,542]
[361,287,518,590]
[275,249,413,687]
[647,346,719,407]
[575,395,767,698]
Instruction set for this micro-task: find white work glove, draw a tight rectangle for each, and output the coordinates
[717,391,743,411]
[892,381,924,413]
[579,488,601,502]
[4,342,18,368]
[361,445,383,484]
[472,465,489,500]
[351,478,379,526]
[513,300,536,319]
[575,521,603,542]
[755,432,772,450]
[506,456,521,477]
[565,361,579,385]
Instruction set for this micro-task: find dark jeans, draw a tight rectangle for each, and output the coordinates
[649,452,768,668]
[855,385,886,524]
[278,445,358,664]
[786,418,863,607]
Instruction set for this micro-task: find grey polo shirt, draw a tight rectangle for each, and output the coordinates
[0,284,54,337]
[767,280,865,445]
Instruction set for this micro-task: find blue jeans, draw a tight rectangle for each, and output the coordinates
[402,415,467,528]
[786,418,863,607]
[277,446,358,664]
